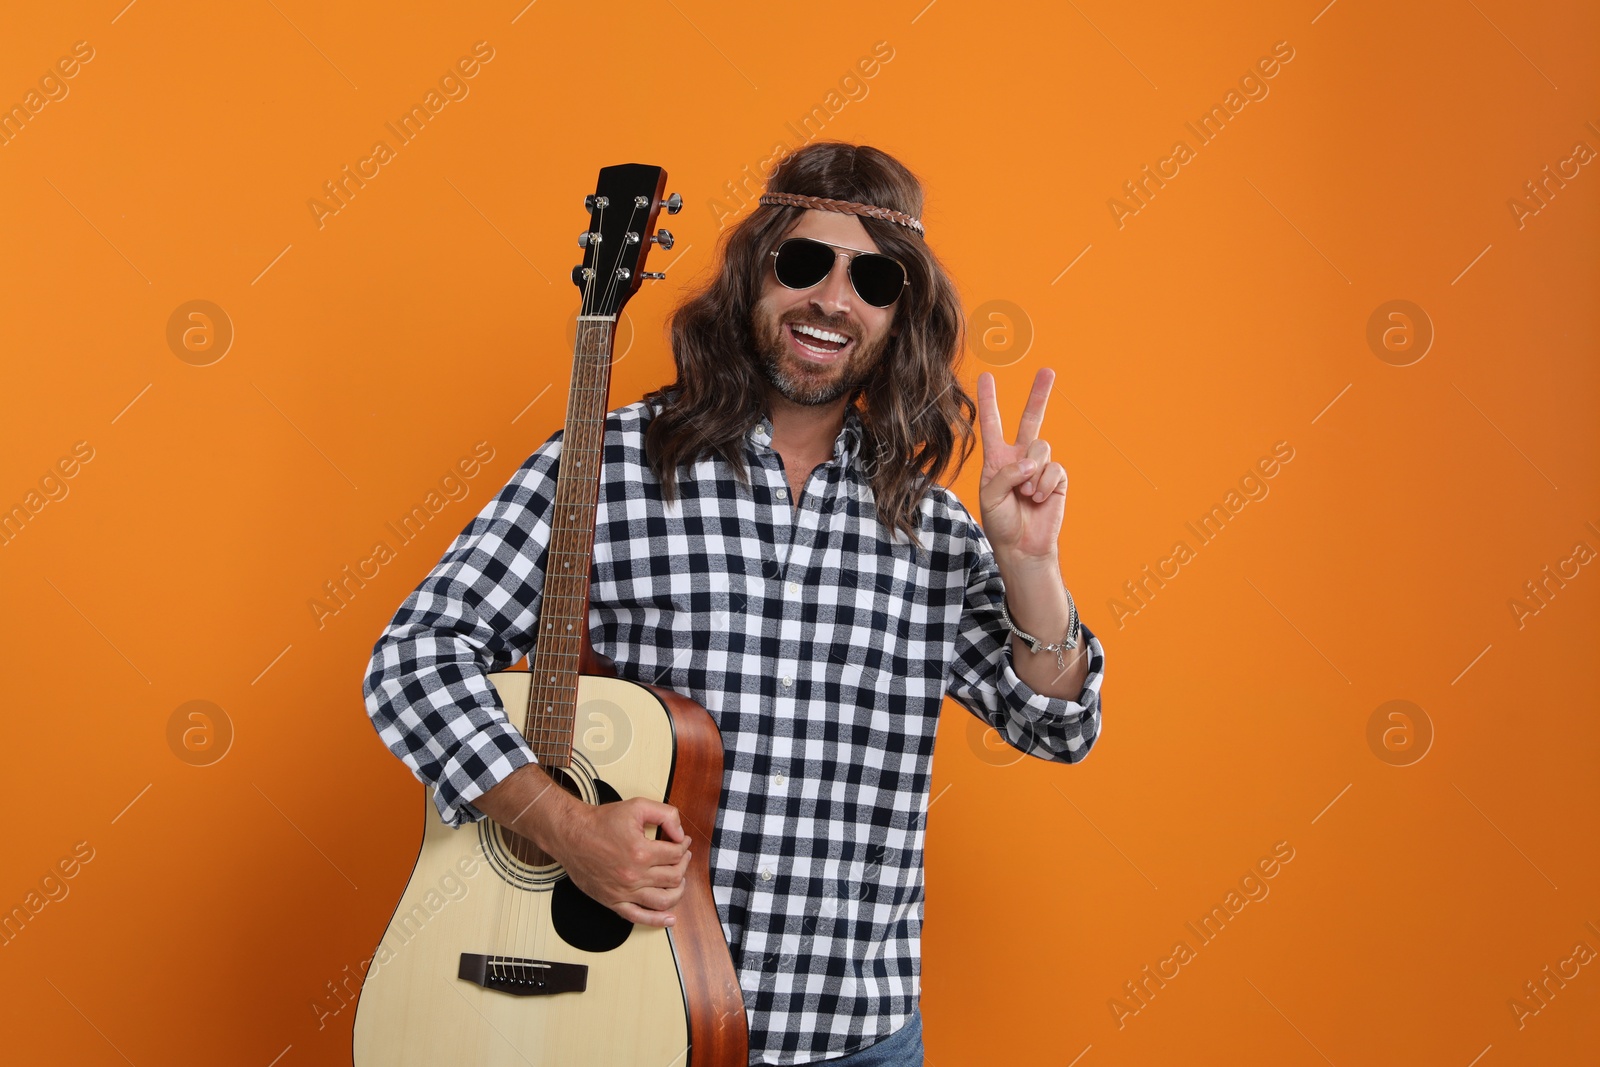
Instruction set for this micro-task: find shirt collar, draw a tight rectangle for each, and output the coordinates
[749,407,865,464]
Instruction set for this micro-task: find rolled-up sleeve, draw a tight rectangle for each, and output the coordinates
[946,522,1105,764]
[361,433,563,827]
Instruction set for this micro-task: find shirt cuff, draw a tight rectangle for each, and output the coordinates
[994,623,1105,757]
[432,717,538,828]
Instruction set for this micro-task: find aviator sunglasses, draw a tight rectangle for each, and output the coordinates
[768,237,910,308]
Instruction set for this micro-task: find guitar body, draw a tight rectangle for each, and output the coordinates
[353,668,746,1066]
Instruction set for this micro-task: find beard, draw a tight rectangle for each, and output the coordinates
[752,305,892,407]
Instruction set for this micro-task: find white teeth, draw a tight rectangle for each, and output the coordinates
[792,323,850,345]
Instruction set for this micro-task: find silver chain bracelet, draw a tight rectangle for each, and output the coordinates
[999,588,1080,672]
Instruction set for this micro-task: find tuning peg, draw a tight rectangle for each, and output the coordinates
[663,193,682,215]
[578,231,601,248]
[650,229,674,250]
[584,194,609,210]
[640,272,667,280]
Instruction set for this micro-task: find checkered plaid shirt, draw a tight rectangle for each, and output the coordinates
[363,398,1105,1065]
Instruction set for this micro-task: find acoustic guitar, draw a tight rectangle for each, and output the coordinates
[353,163,748,1066]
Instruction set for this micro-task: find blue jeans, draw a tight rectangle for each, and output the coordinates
[817,1007,924,1066]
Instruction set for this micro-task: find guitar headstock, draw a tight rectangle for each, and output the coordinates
[571,163,682,318]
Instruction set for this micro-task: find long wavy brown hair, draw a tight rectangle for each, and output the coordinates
[642,141,975,543]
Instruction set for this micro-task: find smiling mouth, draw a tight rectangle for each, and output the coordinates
[786,322,854,362]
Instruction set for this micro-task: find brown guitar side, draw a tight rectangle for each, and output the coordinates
[653,683,749,1064]
[580,648,749,1064]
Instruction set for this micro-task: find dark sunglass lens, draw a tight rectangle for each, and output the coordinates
[774,239,835,289]
[849,254,905,307]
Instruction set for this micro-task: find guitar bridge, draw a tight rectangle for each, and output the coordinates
[458,953,589,997]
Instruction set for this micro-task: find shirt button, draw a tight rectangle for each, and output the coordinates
[773,774,786,787]
[781,676,792,687]
[776,488,787,500]
[760,868,773,881]
[787,582,799,594]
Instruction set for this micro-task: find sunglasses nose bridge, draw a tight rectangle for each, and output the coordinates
[812,250,858,309]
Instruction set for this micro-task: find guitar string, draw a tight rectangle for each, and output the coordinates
[502,197,614,993]
[595,197,657,1028]
[488,194,612,996]
[506,194,646,1006]
[524,196,642,990]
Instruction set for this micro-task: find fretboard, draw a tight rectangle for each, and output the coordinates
[523,315,615,766]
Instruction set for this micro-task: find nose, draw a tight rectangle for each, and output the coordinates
[809,251,855,314]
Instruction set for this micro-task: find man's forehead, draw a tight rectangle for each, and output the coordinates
[782,209,880,253]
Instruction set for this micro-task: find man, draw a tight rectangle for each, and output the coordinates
[363,140,1105,1066]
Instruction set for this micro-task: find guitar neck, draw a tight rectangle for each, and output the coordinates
[524,315,615,766]
[518,161,673,765]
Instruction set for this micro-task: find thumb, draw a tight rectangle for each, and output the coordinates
[980,459,1036,512]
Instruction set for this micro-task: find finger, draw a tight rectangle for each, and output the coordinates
[975,372,1005,458]
[647,849,692,885]
[638,801,685,842]
[1032,462,1067,502]
[615,901,675,928]
[1020,439,1051,496]
[640,837,689,868]
[979,458,1037,514]
[631,884,685,911]
[1014,368,1056,446]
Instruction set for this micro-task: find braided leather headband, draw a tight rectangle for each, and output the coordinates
[757,191,925,237]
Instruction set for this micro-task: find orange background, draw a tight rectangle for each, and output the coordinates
[3,1,1597,1064]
